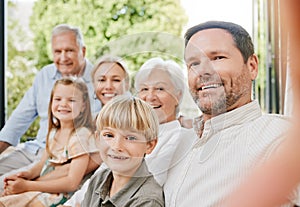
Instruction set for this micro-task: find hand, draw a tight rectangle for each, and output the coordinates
[3,171,30,190]
[4,177,28,195]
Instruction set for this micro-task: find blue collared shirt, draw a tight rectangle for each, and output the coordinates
[0,60,101,154]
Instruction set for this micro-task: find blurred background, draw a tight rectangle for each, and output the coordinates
[0,0,291,141]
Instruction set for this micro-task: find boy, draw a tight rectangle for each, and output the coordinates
[81,95,164,207]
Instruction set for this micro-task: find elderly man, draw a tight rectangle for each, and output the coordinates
[0,24,101,186]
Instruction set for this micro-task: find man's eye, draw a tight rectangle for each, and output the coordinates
[189,62,200,69]
[140,88,149,92]
[214,56,225,60]
[102,133,114,138]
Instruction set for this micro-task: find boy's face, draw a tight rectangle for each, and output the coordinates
[97,127,157,176]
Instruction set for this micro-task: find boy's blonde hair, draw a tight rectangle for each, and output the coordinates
[96,95,159,142]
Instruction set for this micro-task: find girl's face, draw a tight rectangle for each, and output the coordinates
[93,62,127,105]
[97,127,156,177]
[137,69,180,124]
[51,84,84,124]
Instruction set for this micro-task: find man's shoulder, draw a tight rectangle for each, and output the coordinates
[35,63,57,78]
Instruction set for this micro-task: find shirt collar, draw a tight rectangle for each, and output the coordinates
[194,100,262,140]
[96,160,151,207]
[50,59,92,83]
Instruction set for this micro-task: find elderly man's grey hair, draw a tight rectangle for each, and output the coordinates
[52,24,85,49]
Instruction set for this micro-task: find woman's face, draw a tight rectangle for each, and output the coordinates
[93,62,127,105]
[137,69,180,124]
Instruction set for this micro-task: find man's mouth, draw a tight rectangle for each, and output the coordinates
[198,83,223,91]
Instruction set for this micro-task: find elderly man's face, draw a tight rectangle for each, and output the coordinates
[52,31,86,76]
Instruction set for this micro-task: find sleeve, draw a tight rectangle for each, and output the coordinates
[67,127,98,159]
[63,178,90,206]
[0,72,41,146]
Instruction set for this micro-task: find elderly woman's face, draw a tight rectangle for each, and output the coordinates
[137,69,179,124]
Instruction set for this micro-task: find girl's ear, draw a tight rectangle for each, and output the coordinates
[145,138,158,154]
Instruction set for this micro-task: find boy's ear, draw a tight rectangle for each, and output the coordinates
[145,138,158,154]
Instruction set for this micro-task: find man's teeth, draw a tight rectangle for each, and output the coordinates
[201,84,222,90]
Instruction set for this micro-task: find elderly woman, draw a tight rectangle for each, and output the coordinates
[134,57,196,186]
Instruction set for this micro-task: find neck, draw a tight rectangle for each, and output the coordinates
[110,174,131,197]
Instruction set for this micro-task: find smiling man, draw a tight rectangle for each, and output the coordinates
[163,21,296,207]
[0,24,101,192]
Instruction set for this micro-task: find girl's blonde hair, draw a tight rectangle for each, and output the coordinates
[46,77,94,156]
[96,95,159,142]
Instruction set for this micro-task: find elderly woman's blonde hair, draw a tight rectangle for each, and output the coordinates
[96,95,159,142]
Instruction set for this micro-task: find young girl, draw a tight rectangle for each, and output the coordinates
[82,95,164,207]
[61,55,131,207]
[0,77,98,207]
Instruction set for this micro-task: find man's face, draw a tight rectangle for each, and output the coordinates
[185,28,256,117]
[52,31,86,76]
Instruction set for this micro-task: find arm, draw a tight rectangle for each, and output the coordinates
[0,74,41,151]
[6,154,90,194]
[36,152,101,181]
[0,142,11,154]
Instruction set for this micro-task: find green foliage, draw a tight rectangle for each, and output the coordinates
[7,0,187,140]
[7,1,38,141]
[29,0,188,71]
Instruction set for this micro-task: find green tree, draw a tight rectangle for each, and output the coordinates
[29,0,188,72]
[7,1,38,141]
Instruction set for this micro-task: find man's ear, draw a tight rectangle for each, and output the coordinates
[81,46,86,57]
[145,139,158,155]
[247,54,259,80]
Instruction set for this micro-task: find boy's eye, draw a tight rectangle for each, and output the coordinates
[126,136,137,141]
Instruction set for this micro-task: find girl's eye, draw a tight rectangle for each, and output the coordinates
[113,79,121,82]
[54,98,61,101]
[126,136,137,141]
[97,78,105,82]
